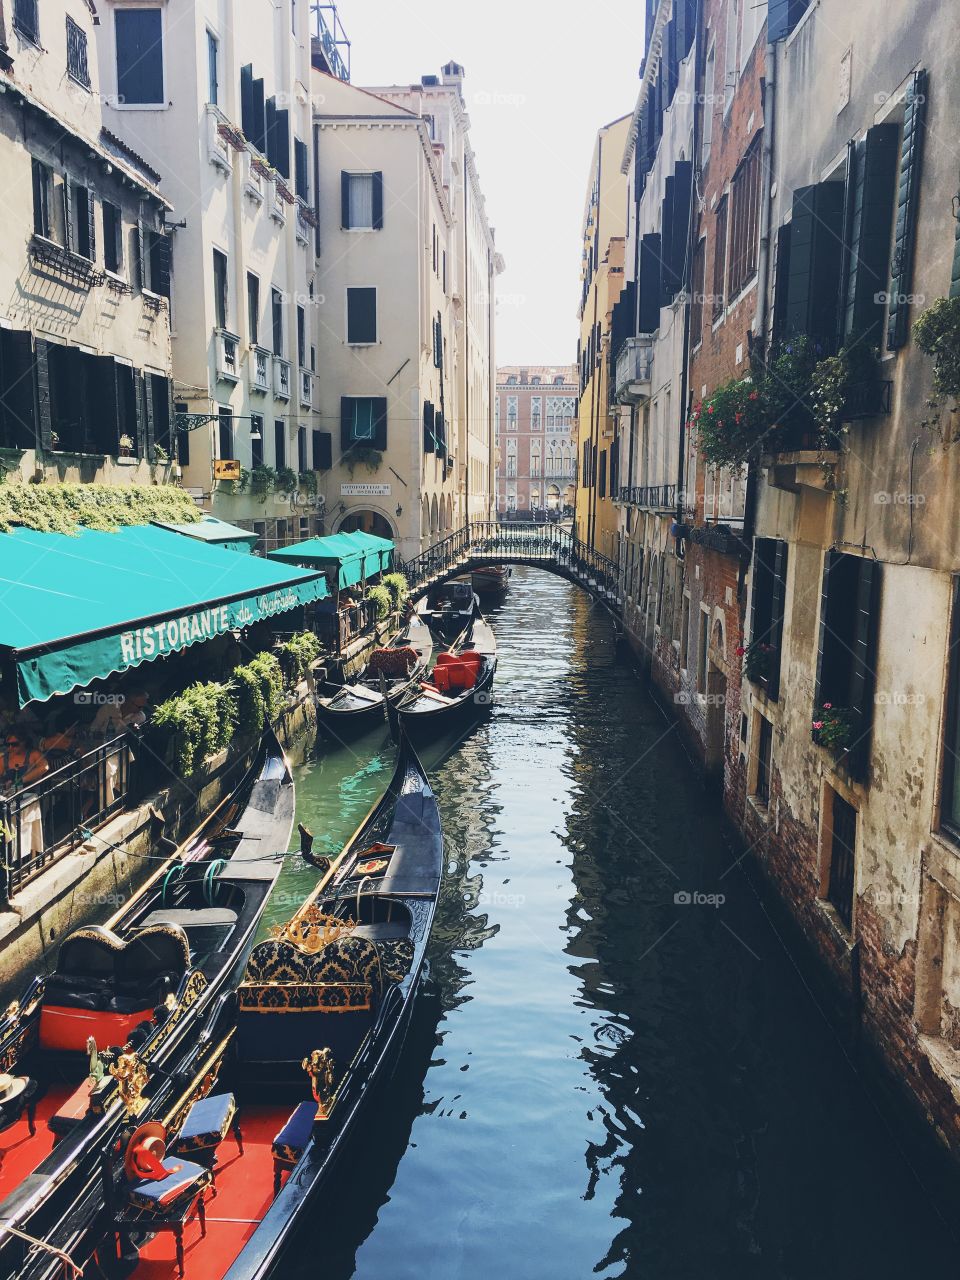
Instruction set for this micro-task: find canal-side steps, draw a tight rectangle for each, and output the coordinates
[402,522,624,616]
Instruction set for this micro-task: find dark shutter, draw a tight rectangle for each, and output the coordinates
[676,0,694,58]
[767,541,789,702]
[771,223,792,347]
[785,182,844,350]
[847,559,880,778]
[240,64,255,138]
[340,171,350,228]
[151,234,171,298]
[347,288,377,344]
[0,330,37,448]
[134,221,145,291]
[87,189,96,264]
[92,356,118,454]
[423,400,436,453]
[265,96,278,169]
[142,372,155,459]
[843,124,899,344]
[251,77,266,152]
[274,109,290,179]
[660,177,676,305]
[813,550,836,706]
[672,161,692,291]
[62,181,74,252]
[35,339,53,451]
[887,70,928,350]
[372,171,384,229]
[133,371,147,458]
[638,233,662,331]
[314,430,332,470]
[294,138,309,201]
[768,0,808,41]
[372,398,387,451]
[340,397,353,451]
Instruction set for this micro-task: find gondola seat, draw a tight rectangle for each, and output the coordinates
[271,1101,315,1195]
[127,1158,211,1212]
[173,1093,242,1183]
[432,651,482,694]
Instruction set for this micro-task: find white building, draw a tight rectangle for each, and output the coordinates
[96,0,338,549]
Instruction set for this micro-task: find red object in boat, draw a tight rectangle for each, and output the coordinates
[39,1005,155,1052]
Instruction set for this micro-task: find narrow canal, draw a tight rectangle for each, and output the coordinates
[271,569,957,1279]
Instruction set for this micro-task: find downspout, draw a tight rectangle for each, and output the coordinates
[739,37,776,597]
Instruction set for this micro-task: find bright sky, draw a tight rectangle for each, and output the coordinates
[341,0,645,368]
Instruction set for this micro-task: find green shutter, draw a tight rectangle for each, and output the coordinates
[843,124,899,344]
[340,396,353,450]
[813,549,837,707]
[372,399,388,452]
[0,330,37,448]
[847,558,880,778]
[35,339,54,452]
[240,64,254,138]
[785,183,844,349]
[423,400,436,454]
[639,233,662,331]
[340,171,350,229]
[251,77,266,152]
[887,70,928,350]
[771,224,792,348]
[372,172,384,229]
[767,541,789,702]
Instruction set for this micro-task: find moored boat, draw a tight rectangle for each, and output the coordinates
[395,614,497,736]
[0,732,294,1280]
[316,616,432,735]
[471,565,511,597]
[418,580,478,642]
[111,735,443,1280]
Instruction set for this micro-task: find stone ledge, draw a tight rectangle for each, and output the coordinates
[919,1035,960,1107]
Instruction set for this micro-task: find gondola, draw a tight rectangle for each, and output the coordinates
[395,613,497,735]
[315,616,432,735]
[0,730,294,1280]
[112,734,442,1280]
[471,565,511,598]
[418,579,478,642]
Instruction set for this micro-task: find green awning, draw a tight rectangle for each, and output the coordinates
[152,515,258,554]
[0,525,328,705]
[268,531,393,589]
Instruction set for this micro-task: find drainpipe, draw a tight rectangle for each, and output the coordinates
[739,38,776,596]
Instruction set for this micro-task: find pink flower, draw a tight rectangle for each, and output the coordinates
[823,702,832,710]
[749,390,759,401]
[812,721,824,730]
[735,645,745,656]
[735,412,743,424]
[707,405,714,414]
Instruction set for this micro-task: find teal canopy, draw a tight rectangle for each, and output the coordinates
[0,525,328,705]
[152,515,258,554]
[268,531,393,590]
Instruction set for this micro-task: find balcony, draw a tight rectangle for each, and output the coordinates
[273,356,292,401]
[242,152,266,207]
[618,483,676,511]
[205,104,233,176]
[216,329,241,382]
[249,345,271,394]
[299,367,314,409]
[614,336,654,404]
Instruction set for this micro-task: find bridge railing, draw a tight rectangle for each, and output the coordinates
[401,522,623,612]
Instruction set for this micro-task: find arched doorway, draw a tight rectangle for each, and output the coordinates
[430,495,439,539]
[421,496,430,541]
[337,509,396,540]
[547,484,561,511]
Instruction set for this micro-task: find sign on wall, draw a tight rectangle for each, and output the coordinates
[341,483,391,496]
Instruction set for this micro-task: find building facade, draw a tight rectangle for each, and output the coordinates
[494,366,576,516]
[96,0,333,550]
[0,0,174,488]
[575,114,631,563]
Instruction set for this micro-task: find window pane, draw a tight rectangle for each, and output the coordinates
[207,31,218,105]
[116,9,164,106]
[352,400,374,441]
[348,174,374,229]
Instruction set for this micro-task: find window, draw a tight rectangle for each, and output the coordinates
[271,288,284,356]
[712,196,728,321]
[749,537,788,699]
[274,420,286,469]
[728,136,762,299]
[313,430,332,470]
[507,395,518,427]
[72,184,94,261]
[297,426,307,472]
[340,396,387,450]
[213,250,229,330]
[598,450,607,499]
[247,273,260,346]
[297,305,306,367]
[218,408,234,460]
[530,443,541,477]
[250,414,264,469]
[697,609,709,690]
[940,578,960,837]
[103,201,122,274]
[701,44,715,166]
[815,551,880,778]
[723,0,739,116]
[768,0,811,42]
[67,16,91,87]
[13,0,38,44]
[115,8,164,106]
[842,124,899,346]
[690,238,706,347]
[346,288,377,345]
[294,138,309,203]
[341,172,383,230]
[31,159,51,239]
[206,31,219,105]
[826,791,857,930]
[754,716,773,806]
[530,396,542,429]
[147,231,171,297]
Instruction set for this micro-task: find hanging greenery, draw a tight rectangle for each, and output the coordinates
[364,584,392,620]
[250,466,277,499]
[233,652,285,736]
[0,482,201,535]
[688,378,766,467]
[276,630,322,682]
[913,296,960,403]
[298,471,318,496]
[381,572,409,611]
[153,681,236,777]
[345,447,382,475]
[274,466,298,494]
[812,704,857,754]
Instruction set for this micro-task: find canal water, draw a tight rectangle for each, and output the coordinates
[271,569,957,1279]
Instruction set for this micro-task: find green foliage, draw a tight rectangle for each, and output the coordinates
[153,681,236,777]
[812,704,856,754]
[913,296,960,402]
[688,378,766,467]
[0,482,201,535]
[274,467,298,494]
[381,572,409,611]
[739,638,775,683]
[276,630,322,682]
[298,470,318,495]
[219,468,250,496]
[345,447,382,475]
[809,343,880,440]
[233,652,285,736]
[364,583,391,620]
[250,466,277,498]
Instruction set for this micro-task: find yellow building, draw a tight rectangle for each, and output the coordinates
[575,114,631,562]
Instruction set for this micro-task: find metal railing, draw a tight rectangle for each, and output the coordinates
[0,734,133,899]
[401,521,623,614]
[618,484,676,510]
[316,598,379,655]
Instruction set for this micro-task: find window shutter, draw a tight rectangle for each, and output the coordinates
[314,431,332,470]
[843,124,899,344]
[294,138,309,201]
[142,372,155,459]
[240,64,255,139]
[86,189,97,264]
[813,549,836,706]
[767,541,789,702]
[275,109,290,179]
[0,332,34,447]
[135,221,146,291]
[785,183,844,350]
[133,372,147,458]
[951,217,960,300]
[672,161,692,291]
[638,233,662,331]
[340,171,350,229]
[768,0,808,41]
[35,339,54,452]
[372,171,384,229]
[372,398,388,452]
[93,355,118,454]
[660,177,676,305]
[62,181,74,252]
[771,223,792,347]
[676,0,694,59]
[423,400,436,454]
[265,96,278,169]
[153,234,171,298]
[887,69,928,350]
[252,77,266,152]
[340,396,353,451]
[847,559,881,778]
[435,412,446,458]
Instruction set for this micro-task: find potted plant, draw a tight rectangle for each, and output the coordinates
[913,296,960,409]
[118,434,135,459]
[738,638,775,684]
[345,447,382,475]
[687,377,767,467]
[812,704,856,754]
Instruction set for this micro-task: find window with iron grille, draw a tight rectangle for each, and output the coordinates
[712,196,728,321]
[827,792,857,929]
[754,716,773,805]
[66,16,90,87]
[728,136,762,299]
[14,0,38,44]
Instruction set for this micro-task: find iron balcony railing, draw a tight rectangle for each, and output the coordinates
[66,16,90,86]
[0,733,133,899]
[618,484,676,510]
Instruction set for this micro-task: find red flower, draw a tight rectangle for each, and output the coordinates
[823,702,832,710]
[707,405,714,414]
[749,390,759,401]
[812,720,824,730]
[735,645,745,656]
[735,412,743,424]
